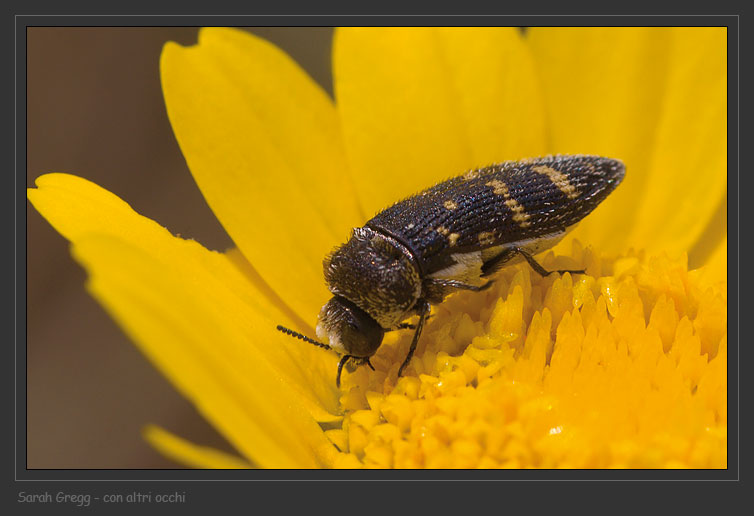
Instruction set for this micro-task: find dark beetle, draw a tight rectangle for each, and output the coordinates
[278,155,625,387]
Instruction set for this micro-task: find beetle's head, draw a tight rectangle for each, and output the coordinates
[315,295,385,358]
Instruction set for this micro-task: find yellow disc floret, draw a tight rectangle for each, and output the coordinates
[331,240,727,469]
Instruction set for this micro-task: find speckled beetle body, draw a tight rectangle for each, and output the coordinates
[279,155,625,387]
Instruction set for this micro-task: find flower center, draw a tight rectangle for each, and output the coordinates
[328,240,727,469]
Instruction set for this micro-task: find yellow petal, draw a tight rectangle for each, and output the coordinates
[528,28,726,256]
[629,28,726,256]
[28,172,160,243]
[692,235,727,290]
[706,235,727,280]
[527,27,673,250]
[334,27,547,217]
[28,173,341,467]
[28,172,340,419]
[688,189,726,269]
[143,425,252,468]
[73,234,336,468]
[161,27,361,321]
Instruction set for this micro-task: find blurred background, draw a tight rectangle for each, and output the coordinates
[26,27,334,468]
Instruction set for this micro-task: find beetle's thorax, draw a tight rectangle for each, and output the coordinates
[323,226,422,329]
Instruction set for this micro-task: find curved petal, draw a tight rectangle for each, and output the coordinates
[334,27,547,218]
[689,192,727,269]
[143,425,252,468]
[527,28,726,257]
[27,173,340,420]
[628,28,726,255]
[707,235,728,280]
[692,235,727,290]
[73,234,335,468]
[28,173,341,467]
[527,27,674,252]
[161,27,361,322]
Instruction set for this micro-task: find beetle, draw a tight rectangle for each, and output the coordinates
[278,155,625,387]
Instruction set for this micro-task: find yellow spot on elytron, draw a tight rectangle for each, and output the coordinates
[448,233,460,246]
[444,200,458,211]
[486,179,507,196]
[478,231,495,246]
[463,169,480,180]
[532,165,579,199]
[485,180,531,228]
[436,226,450,236]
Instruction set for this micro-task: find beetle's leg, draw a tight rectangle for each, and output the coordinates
[425,278,494,292]
[481,247,517,277]
[387,314,434,332]
[423,278,493,304]
[514,247,585,277]
[337,356,376,387]
[398,300,431,378]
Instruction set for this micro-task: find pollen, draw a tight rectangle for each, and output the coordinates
[331,240,727,469]
[448,233,460,247]
[436,226,450,236]
[444,200,459,211]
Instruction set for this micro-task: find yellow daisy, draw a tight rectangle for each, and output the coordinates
[27,27,727,469]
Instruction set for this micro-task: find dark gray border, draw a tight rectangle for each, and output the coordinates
[10,13,744,26]
[13,12,739,510]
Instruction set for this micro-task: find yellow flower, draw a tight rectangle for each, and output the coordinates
[27,27,726,469]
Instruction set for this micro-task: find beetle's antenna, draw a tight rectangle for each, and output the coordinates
[276,325,332,351]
